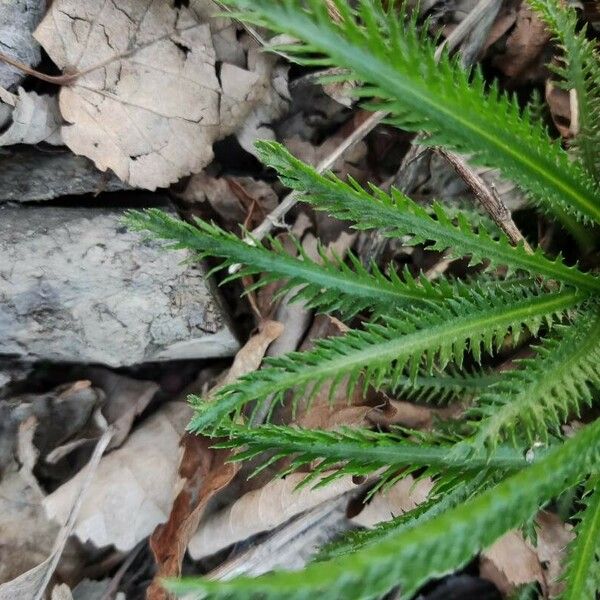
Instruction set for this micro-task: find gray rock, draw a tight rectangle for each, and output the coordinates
[0,147,128,202]
[0,206,239,366]
[0,0,46,90]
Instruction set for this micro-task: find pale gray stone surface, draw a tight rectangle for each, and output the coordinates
[0,148,128,202]
[0,0,46,89]
[0,206,239,366]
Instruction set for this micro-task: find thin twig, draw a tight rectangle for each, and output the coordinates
[0,22,204,86]
[250,110,386,242]
[0,51,78,85]
[437,148,533,252]
[33,427,114,600]
[434,0,501,62]
[98,540,145,600]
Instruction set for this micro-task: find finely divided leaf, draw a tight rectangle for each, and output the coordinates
[256,142,600,292]
[189,287,584,431]
[226,0,600,223]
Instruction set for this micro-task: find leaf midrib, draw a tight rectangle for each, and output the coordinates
[313,184,600,291]
[248,290,583,398]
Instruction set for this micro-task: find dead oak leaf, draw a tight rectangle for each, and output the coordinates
[34,0,223,190]
[147,434,236,600]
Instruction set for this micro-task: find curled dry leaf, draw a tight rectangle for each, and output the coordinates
[0,88,62,146]
[147,319,284,600]
[147,435,237,600]
[33,0,277,190]
[188,471,361,560]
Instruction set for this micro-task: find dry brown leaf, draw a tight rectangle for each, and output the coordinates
[179,173,278,230]
[368,398,464,430]
[218,320,284,388]
[33,0,276,190]
[43,402,192,552]
[147,435,237,600]
[188,471,361,560]
[493,4,550,83]
[480,512,574,597]
[33,0,220,189]
[280,312,355,427]
[298,404,373,429]
[147,320,284,600]
[0,88,62,146]
[535,512,575,597]
[480,530,545,595]
[351,476,433,528]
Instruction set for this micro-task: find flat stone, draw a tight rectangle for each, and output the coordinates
[0,148,128,202]
[0,206,239,366]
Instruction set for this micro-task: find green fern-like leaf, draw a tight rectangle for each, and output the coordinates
[216,423,534,488]
[189,287,583,432]
[468,303,600,449]
[224,0,600,224]
[529,0,600,182]
[319,471,494,560]
[169,418,600,599]
[125,208,461,316]
[390,367,501,404]
[560,478,600,600]
[256,142,600,292]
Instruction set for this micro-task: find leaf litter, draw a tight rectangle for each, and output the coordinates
[32,0,285,189]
